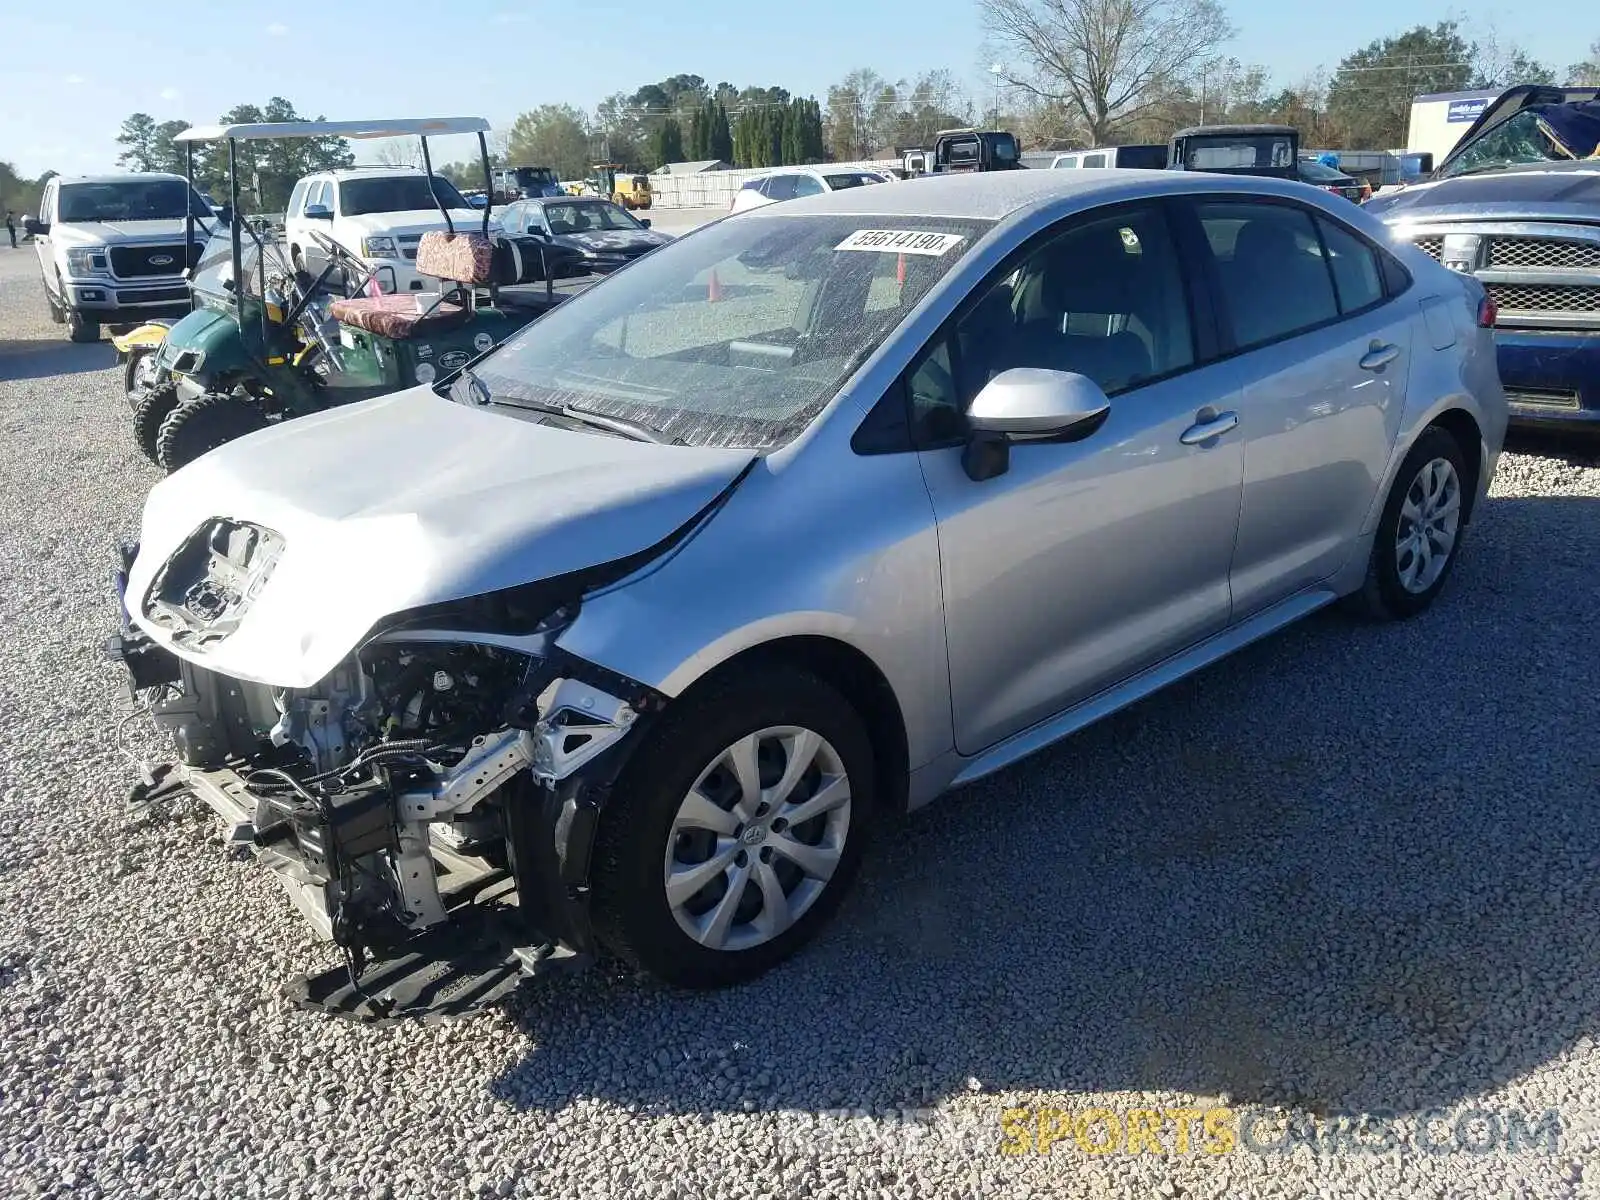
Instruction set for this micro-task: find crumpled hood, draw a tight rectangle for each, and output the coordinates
[1366,163,1600,223]
[52,217,200,246]
[127,386,755,688]
[555,229,667,254]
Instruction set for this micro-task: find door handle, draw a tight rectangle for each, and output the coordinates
[1360,342,1400,371]
[1180,409,1239,445]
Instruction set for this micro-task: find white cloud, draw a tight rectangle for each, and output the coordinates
[63,74,85,85]
[159,87,181,101]
[266,22,288,35]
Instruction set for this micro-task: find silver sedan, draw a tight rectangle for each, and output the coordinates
[115,167,1506,1009]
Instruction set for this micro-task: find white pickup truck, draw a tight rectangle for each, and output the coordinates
[26,172,209,342]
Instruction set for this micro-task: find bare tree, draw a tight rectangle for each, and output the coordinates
[370,138,419,167]
[979,0,1235,144]
[1568,39,1600,85]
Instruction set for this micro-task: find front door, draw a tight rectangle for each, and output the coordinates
[1187,199,1410,616]
[915,202,1246,754]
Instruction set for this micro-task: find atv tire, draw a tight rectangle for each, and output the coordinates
[131,380,183,465]
[156,391,269,472]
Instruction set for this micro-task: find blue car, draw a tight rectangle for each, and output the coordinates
[1366,85,1600,434]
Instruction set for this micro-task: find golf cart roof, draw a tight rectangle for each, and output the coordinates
[173,117,491,143]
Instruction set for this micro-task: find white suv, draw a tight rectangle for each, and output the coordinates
[284,167,498,293]
[27,172,209,342]
[728,167,889,213]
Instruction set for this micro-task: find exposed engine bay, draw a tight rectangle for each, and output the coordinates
[108,536,665,1021]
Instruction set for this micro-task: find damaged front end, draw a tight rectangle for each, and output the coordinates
[106,527,672,1023]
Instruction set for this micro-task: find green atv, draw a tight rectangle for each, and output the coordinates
[129,117,582,472]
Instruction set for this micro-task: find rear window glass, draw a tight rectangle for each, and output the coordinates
[822,173,884,190]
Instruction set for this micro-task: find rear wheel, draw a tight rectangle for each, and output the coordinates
[1345,425,1470,620]
[591,665,874,989]
[131,379,183,464]
[155,390,269,472]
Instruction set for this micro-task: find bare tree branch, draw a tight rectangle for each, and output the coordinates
[979,0,1235,143]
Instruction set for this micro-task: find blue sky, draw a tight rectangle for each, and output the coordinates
[2,0,1587,178]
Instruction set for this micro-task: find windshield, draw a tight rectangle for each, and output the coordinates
[58,180,211,222]
[189,225,293,303]
[1297,161,1349,182]
[1182,136,1295,170]
[822,172,885,190]
[1438,109,1588,179]
[339,175,470,216]
[543,201,645,234]
[471,213,994,450]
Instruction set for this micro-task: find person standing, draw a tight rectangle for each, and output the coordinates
[4,211,15,249]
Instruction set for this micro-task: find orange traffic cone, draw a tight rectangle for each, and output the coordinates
[707,269,722,302]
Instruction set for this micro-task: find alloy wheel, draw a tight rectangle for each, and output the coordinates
[1395,457,1461,594]
[663,726,853,953]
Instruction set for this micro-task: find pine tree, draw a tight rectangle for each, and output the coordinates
[710,103,733,162]
[688,107,706,160]
[652,118,684,168]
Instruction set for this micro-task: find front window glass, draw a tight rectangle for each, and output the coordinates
[471,213,995,450]
[57,180,210,222]
[541,201,644,233]
[337,175,469,215]
[822,173,884,190]
[189,226,287,302]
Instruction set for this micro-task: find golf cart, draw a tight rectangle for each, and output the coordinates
[126,118,581,472]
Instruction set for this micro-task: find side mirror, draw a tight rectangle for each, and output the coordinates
[961,368,1111,482]
[638,218,651,228]
[304,205,333,221]
[23,217,47,236]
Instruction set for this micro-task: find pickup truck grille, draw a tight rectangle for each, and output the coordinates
[1488,238,1600,270]
[109,242,200,279]
[1399,225,1600,329]
[1485,283,1600,314]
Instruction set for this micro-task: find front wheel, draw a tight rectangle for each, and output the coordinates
[124,348,161,404]
[1345,424,1470,620]
[155,390,269,472]
[590,666,875,988]
[67,308,99,343]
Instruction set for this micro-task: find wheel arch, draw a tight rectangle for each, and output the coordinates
[662,634,913,817]
[1362,399,1488,536]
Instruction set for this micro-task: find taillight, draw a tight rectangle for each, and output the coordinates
[1476,292,1498,328]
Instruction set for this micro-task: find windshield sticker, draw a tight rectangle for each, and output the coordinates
[835,229,966,256]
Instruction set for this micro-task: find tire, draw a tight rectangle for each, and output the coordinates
[591,665,875,989]
[131,379,183,464]
[1344,424,1470,621]
[124,348,160,404]
[45,283,64,324]
[155,390,269,472]
[67,308,100,343]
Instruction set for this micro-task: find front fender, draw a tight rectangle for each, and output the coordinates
[111,319,176,358]
[552,448,955,772]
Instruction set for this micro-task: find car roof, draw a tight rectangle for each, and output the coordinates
[737,168,1330,223]
[312,166,427,181]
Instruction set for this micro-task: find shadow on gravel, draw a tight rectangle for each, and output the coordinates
[0,338,117,382]
[490,493,1600,1123]
[1504,428,1600,468]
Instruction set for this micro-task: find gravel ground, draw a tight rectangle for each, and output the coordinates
[2,241,1599,1199]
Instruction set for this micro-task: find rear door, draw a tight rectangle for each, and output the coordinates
[1184,198,1411,618]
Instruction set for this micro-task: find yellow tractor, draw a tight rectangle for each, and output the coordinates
[590,164,652,210]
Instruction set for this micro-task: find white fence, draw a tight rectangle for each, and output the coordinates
[648,160,903,209]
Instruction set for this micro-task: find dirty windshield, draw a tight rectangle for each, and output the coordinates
[543,201,646,233]
[472,213,994,449]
